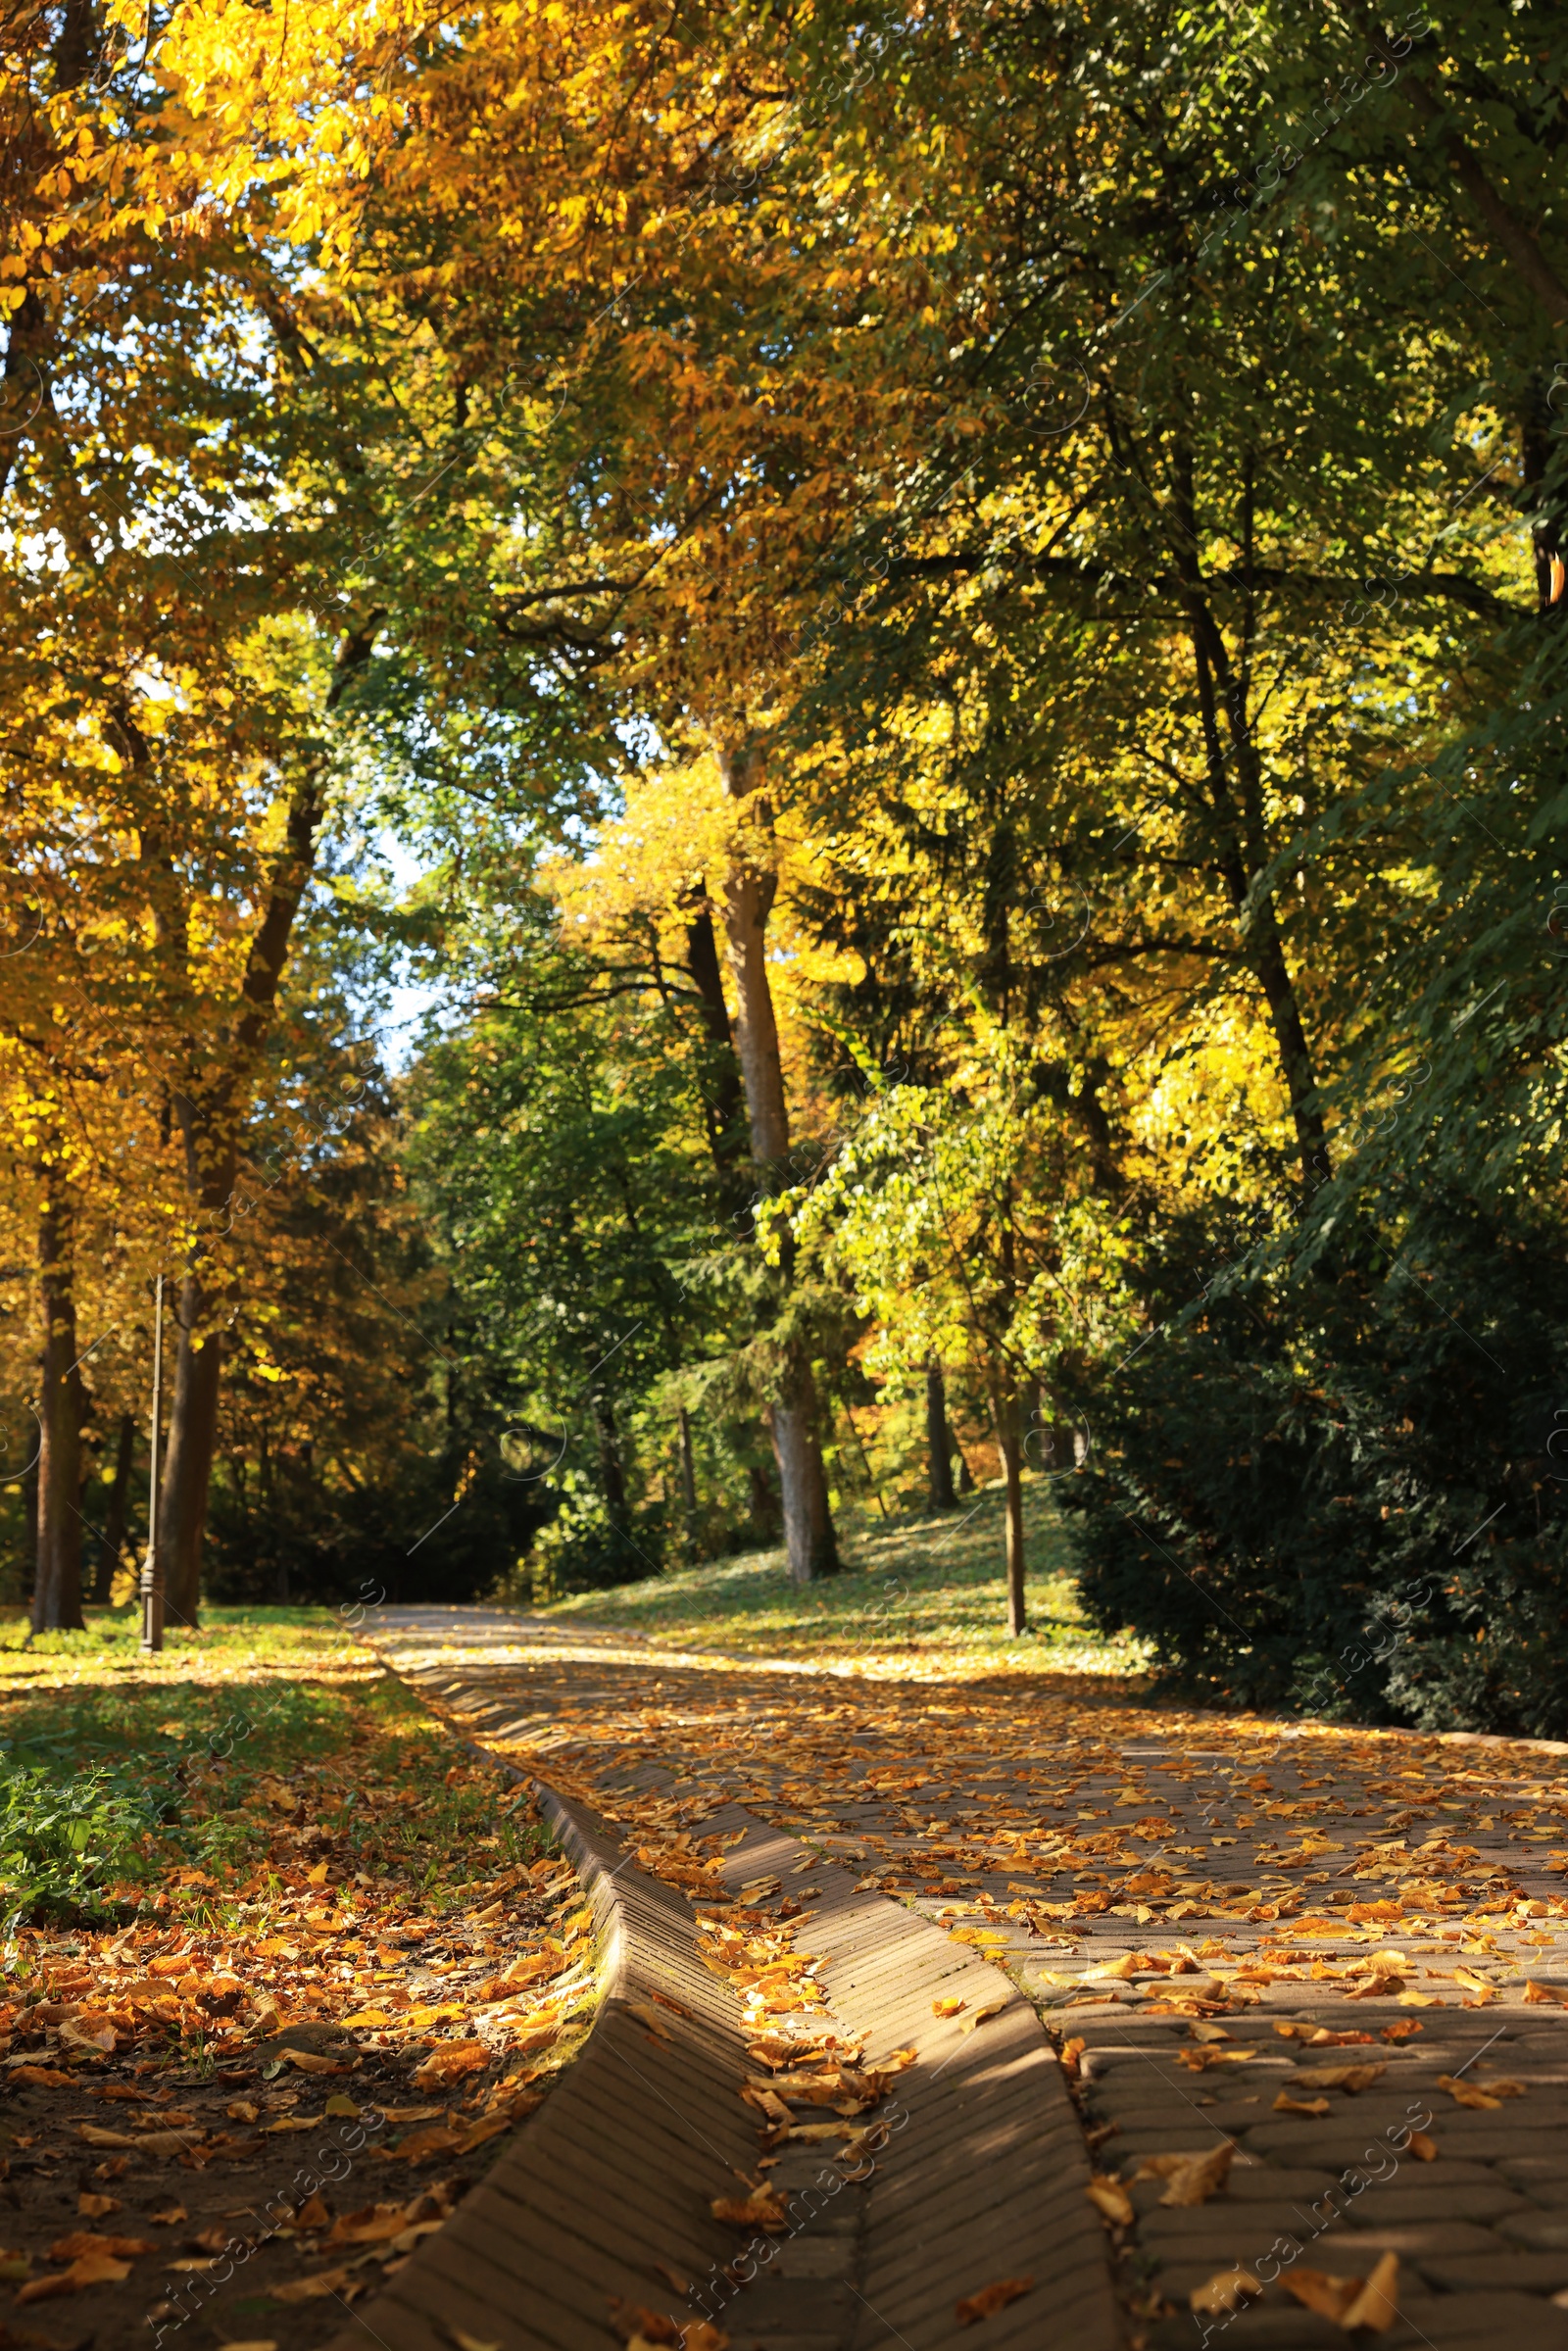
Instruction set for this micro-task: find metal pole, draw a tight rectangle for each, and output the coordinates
[140,1273,164,1654]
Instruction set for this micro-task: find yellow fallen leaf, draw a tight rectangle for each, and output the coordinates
[1157,2145,1234,2208]
[226,2099,259,2124]
[1342,2251,1399,2333]
[957,2000,1007,2035]
[282,2047,349,2076]
[1407,2131,1437,2162]
[1291,2063,1387,2093]
[1280,2267,1361,2322]
[626,2001,673,2040]
[18,2251,131,2300]
[412,2040,491,2088]
[342,2008,393,2029]
[955,2277,1034,2325]
[710,2185,788,2232]
[1273,2093,1331,2117]
[1191,2269,1261,2318]
[1437,2074,1504,2110]
[272,2264,364,2302]
[1396,1990,1440,2007]
[1085,2178,1134,2226]
[931,1997,965,2017]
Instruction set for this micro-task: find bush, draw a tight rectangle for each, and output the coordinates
[1058,1189,1568,1736]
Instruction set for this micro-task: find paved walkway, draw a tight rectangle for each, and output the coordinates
[367,1608,1568,2350]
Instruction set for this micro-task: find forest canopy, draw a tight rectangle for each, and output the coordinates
[4,0,1568,1731]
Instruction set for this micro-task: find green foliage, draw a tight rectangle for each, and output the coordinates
[1061,1187,1568,1735]
[0,1751,158,1931]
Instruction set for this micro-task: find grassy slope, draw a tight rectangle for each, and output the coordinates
[542,1480,1152,1682]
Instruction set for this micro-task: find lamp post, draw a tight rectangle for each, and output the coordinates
[139,1273,164,1654]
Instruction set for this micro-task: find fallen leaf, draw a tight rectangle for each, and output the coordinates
[48,2231,157,2260]
[931,1997,965,2018]
[272,2264,364,2302]
[1157,2145,1234,2207]
[18,2250,132,2300]
[956,2277,1034,2325]
[957,2000,1007,2035]
[1380,2022,1423,2042]
[1273,2093,1331,2117]
[226,2100,260,2124]
[1085,2178,1134,2226]
[412,2041,491,2089]
[710,2185,788,2232]
[325,2092,360,2118]
[76,2194,122,2219]
[1342,2251,1399,2333]
[1407,2131,1438,2162]
[1280,2267,1360,2322]
[8,2066,72,2088]
[1291,2064,1387,2094]
[449,2335,501,2351]
[1175,2047,1254,2072]
[1191,2269,1261,2318]
[148,2204,188,2226]
[1437,2074,1505,2110]
[282,2048,349,2076]
[1525,1981,1568,2006]
[626,2001,673,2040]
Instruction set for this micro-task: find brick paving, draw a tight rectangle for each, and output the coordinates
[368,1609,1568,2349]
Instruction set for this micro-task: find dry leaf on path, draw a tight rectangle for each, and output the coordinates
[18,2249,132,2300]
[282,2047,349,2075]
[1085,2178,1134,2226]
[931,1997,965,2017]
[1191,2270,1261,2318]
[412,2041,491,2088]
[76,2193,122,2218]
[626,2001,673,2040]
[1291,2064,1387,2093]
[1274,2093,1331,2117]
[1156,2145,1234,2207]
[1407,2132,1438,2162]
[48,2230,157,2260]
[1436,2074,1513,2110]
[1342,2252,1399,2332]
[273,2263,366,2303]
[957,2000,1007,2035]
[1280,2268,1361,2322]
[955,2277,1034,2325]
[710,2185,788,2232]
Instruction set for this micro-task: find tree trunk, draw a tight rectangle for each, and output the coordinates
[676,1407,699,1555]
[33,1184,85,1632]
[92,1411,135,1603]
[766,1380,839,1584]
[156,615,382,1628]
[747,1460,781,1538]
[714,733,839,1581]
[593,1392,628,1524]
[926,1363,956,1510]
[956,1445,975,1495]
[158,1269,224,1628]
[685,906,747,1168]
[991,1384,1027,1637]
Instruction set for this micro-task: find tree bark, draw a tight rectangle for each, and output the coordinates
[765,1385,839,1581]
[158,617,381,1626]
[33,1182,85,1632]
[926,1363,956,1510]
[714,733,839,1582]
[92,1410,135,1603]
[991,1384,1027,1638]
[676,1406,699,1557]
[685,905,747,1168]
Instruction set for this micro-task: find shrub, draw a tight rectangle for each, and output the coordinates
[1058,1189,1568,1736]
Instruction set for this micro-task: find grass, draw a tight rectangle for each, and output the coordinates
[0,1603,377,1692]
[0,1617,543,1935]
[540,1479,1152,1682]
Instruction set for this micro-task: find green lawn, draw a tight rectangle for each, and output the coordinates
[541,1480,1152,1681]
[0,1603,375,1690]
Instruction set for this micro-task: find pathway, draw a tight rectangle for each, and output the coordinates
[354,1607,1568,2350]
